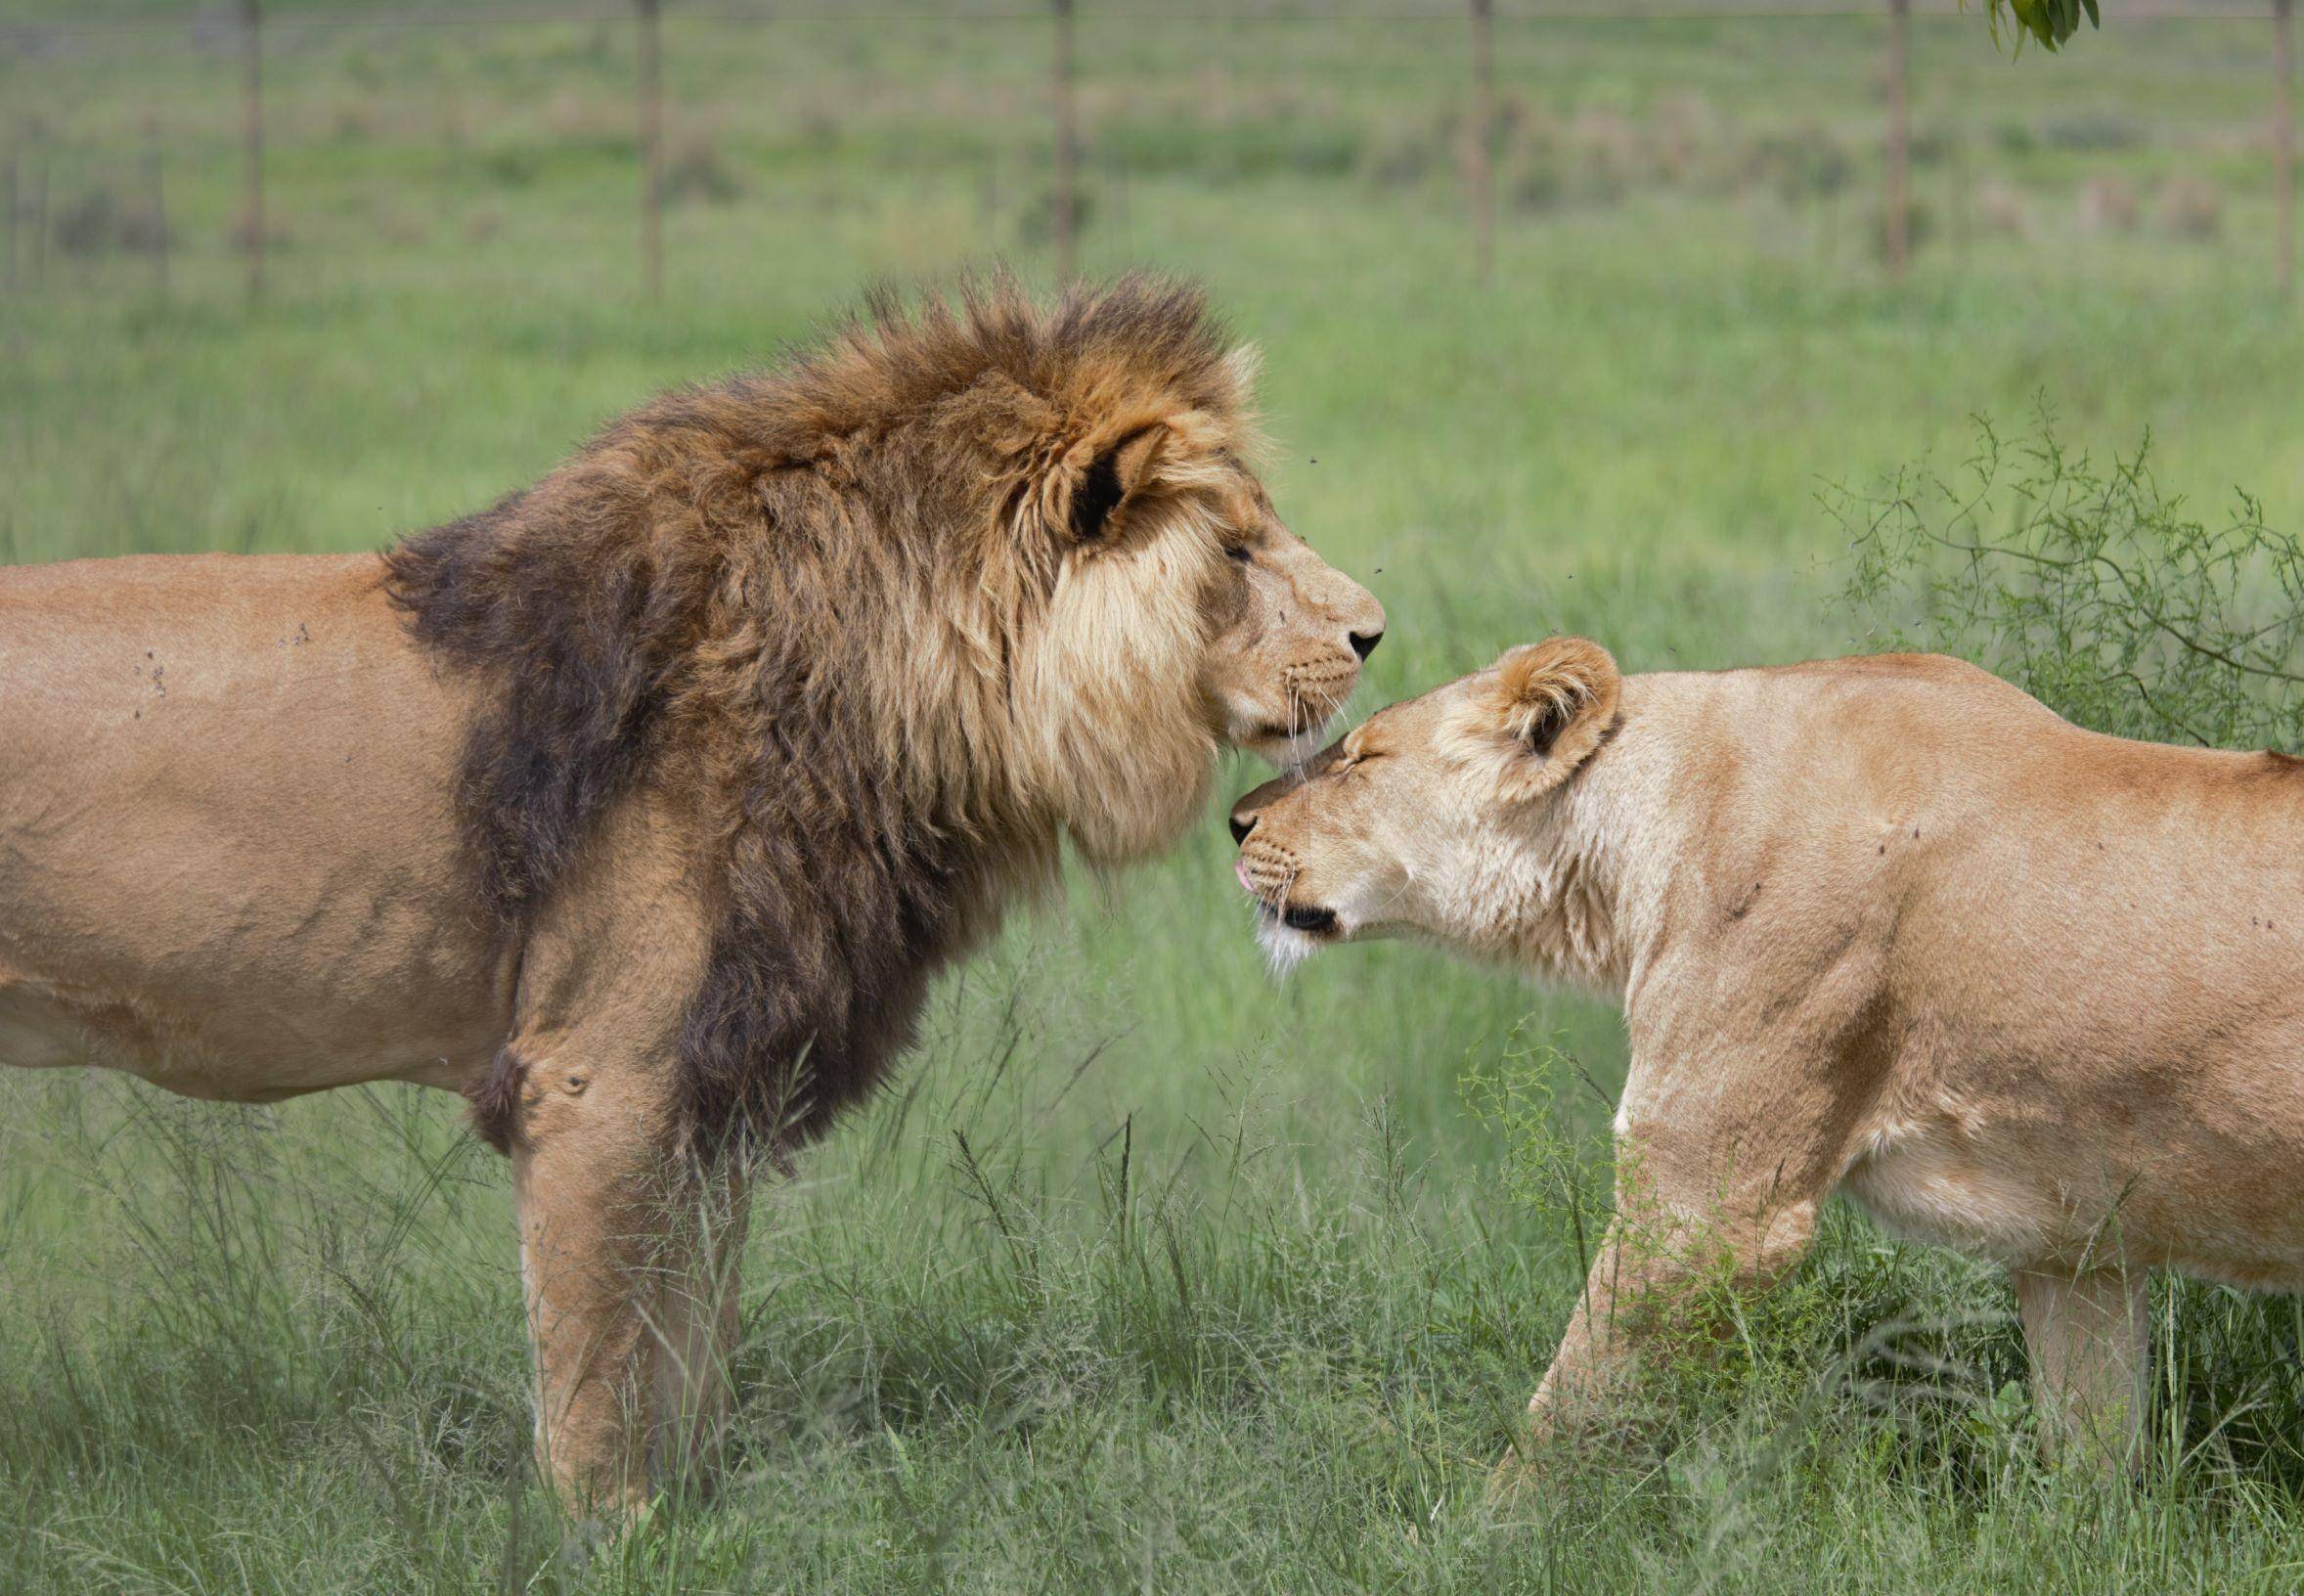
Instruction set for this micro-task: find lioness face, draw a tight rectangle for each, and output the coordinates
[1226,639,1621,971]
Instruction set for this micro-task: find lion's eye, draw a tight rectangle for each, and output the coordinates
[1223,542,1253,564]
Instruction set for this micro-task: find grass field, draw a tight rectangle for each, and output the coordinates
[7,4,2304,1590]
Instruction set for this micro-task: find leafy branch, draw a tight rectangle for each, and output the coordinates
[1973,0,2101,54]
[1834,406,2304,754]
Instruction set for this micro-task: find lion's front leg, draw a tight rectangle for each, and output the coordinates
[511,1052,681,1521]
[513,1065,753,1521]
[496,787,731,1520]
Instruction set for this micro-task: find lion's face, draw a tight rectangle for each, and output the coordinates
[1224,639,1621,971]
[1200,475,1386,768]
[1014,431,1382,869]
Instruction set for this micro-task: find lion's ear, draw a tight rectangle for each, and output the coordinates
[1458,638,1620,799]
[949,375,1172,547]
[1064,424,1168,544]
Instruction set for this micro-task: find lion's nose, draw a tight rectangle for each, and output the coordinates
[1350,629,1382,661]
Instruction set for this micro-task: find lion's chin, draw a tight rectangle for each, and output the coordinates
[1241,724,1332,772]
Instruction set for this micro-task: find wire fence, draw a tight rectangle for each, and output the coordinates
[0,0,2293,306]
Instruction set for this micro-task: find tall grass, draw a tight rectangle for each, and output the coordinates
[18,934,2304,1590]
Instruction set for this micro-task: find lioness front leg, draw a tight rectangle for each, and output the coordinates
[1515,1167,1824,1458]
[1500,1020,1855,1489]
[2014,1258,2149,1474]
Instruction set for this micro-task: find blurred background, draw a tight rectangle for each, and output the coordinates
[3,0,2297,577]
[5,4,2304,1590]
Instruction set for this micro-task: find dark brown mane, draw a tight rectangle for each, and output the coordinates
[383,275,1246,1153]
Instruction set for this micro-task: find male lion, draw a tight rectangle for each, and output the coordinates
[0,278,1383,1513]
[1231,637,2304,1475]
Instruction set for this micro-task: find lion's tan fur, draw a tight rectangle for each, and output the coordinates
[0,279,1382,1514]
[1234,640,2304,1474]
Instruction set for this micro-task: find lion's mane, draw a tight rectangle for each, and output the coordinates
[384,277,1256,1152]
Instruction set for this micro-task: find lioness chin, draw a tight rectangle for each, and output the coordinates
[1231,636,2304,1475]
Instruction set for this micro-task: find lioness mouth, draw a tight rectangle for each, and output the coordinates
[1262,902,1339,936]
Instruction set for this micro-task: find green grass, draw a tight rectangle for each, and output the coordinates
[6,5,2304,1589]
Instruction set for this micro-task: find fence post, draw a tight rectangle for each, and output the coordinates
[240,0,263,301]
[1883,0,1909,279]
[146,119,169,299]
[1949,122,1969,264]
[28,140,45,291]
[1466,0,1495,285]
[1051,0,1080,283]
[2279,0,2295,300]
[637,0,664,301]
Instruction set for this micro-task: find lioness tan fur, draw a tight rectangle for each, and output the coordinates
[1231,638,2304,1475]
[0,278,1383,1515]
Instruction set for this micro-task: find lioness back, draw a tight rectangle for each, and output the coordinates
[1706,657,2304,1280]
[1667,654,2304,1089]
[0,553,510,1098]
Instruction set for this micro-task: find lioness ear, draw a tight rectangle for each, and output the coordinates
[1064,424,1168,544]
[1462,637,1621,799]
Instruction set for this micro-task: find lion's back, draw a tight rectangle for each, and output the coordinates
[0,551,508,1094]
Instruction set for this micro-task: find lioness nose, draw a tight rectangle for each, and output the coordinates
[1350,629,1382,661]
[1228,811,1257,845]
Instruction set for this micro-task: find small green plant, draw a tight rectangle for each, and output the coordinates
[1837,408,2304,754]
[1460,1024,1616,1260]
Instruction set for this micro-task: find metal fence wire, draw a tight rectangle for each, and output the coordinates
[0,0,2293,304]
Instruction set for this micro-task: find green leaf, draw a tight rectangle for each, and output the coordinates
[1971,0,2099,52]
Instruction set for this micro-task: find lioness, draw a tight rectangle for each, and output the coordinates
[1230,637,2304,1471]
[0,278,1383,1514]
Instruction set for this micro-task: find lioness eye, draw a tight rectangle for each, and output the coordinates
[1224,542,1252,564]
